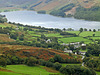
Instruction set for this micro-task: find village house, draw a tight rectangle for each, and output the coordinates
[46,39,51,43]
[79,51,86,55]
[64,48,73,53]
[62,42,86,49]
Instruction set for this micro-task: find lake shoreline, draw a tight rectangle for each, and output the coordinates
[1,10,100,30]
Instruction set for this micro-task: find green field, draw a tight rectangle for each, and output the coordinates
[0,23,16,28]
[66,31,79,35]
[0,65,62,75]
[0,71,20,75]
[59,37,92,44]
[80,31,100,37]
[62,64,81,67]
[45,33,63,37]
[67,31,100,37]
[96,71,100,75]
[90,37,100,40]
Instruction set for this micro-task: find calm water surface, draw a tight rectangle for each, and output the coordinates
[1,11,100,30]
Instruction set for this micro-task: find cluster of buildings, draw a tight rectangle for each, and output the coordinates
[62,42,86,55]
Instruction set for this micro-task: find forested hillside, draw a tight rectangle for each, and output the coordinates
[0,0,100,21]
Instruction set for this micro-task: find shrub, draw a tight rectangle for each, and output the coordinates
[27,57,37,66]
[53,62,62,70]
[0,58,7,67]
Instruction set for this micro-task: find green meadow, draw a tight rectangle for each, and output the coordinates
[96,71,100,75]
[0,65,63,75]
[62,64,81,67]
[90,37,100,40]
[58,37,92,44]
[67,31,100,37]
[45,33,64,37]
[66,31,79,35]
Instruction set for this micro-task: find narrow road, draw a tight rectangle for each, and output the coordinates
[82,55,85,66]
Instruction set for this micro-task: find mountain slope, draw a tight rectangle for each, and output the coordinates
[0,0,100,21]
[0,0,99,14]
[0,0,39,8]
[0,0,98,11]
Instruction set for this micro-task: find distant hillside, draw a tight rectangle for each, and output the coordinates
[0,0,39,8]
[0,0,99,10]
[0,0,100,21]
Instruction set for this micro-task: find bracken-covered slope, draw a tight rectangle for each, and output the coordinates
[0,44,74,60]
[0,0,99,10]
[29,0,98,11]
[0,0,39,8]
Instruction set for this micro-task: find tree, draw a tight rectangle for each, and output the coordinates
[37,10,46,14]
[27,57,37,66]
[89,29,92,31]
[84,28,87,31]
[19,37,24,41]
[0,58,7,67]
[93,29,96,32]
[78,28,83,35]
[41,34,46,39]
[59,65,96,75]
[79,28,83,33]
[93,34,95,37]
[98,29,100,31]
[63,28,66,32]
[45,61,53,67]
[69,45,74,51]
[0,17,7,23]
[66,28,74,31]
[53,62,62,70]
[10,33,18,40]
[12,56,19,64]
[49,58,54,63]
[53,55,63,63]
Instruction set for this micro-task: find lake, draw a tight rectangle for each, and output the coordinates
[1,11,100,30]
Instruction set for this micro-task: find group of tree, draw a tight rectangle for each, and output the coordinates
[50,10,66,17]
[60,32,77,37]
[37,10,46,14]
[83,57,100,71]
[85,44,100,57]
[79,28,97,32]
[74,6,100,21]
[25,56,96,75]
[26,56,95,75]
[60,65,96,75]
[0,14,7,23]
[0,28,10,34]
[0,51,96,75]
[49,55,81,63]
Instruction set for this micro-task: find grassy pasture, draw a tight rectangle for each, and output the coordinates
[67,31,100,37]
[62,64,81,67]
[96,71,100,75]
[58,37,92,44]
[0,71,20,75]
[90,37,100,40]
[28,31,41,37]
[0,23,16,28]
[80,31,100,37]
[4,65,62,75]
[66,31,79,35]
[45,33,63,37]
